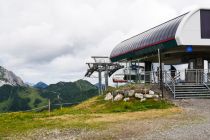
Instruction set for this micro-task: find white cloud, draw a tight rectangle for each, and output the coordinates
[0,0,209,84]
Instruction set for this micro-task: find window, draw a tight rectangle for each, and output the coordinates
[200,10,210,39]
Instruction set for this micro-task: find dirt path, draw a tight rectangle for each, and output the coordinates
[12,99,210,140]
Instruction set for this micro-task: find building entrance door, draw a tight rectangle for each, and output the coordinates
[185,58,204,84]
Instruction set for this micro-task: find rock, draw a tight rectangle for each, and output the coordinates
[117,90,125,95]
[112,91,117,97]
[149,90,155,95]
[113,90,122,96]
[144,88,149,94]
[153,94,159,98]
[128,90,135,97]
[135,89,142,93]
[143,94,154,99]
[114,94,124,101]
[123,90,129,97]
[104,92,113,101]
[140,98,146,102]
[123,97,130,102]
[135,93,144,99]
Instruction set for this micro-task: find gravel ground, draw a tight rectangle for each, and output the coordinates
[11,99,210,140]
[145,99,210,140]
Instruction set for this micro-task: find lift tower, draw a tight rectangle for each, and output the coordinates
[85,56,124,95]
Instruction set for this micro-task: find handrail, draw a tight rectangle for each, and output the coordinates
[203,72,210,90]
[164,71,176,99]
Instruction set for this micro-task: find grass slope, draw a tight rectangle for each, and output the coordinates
[40,80,98,105]
[56,96,174,114]
[0,95,175,138]
[0,85,48,112]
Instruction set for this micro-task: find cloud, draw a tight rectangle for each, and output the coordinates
[0,0,208,84]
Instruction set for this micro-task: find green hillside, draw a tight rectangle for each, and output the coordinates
[0,80,98,113]
[0,85,48,112]
[40,79,98,104]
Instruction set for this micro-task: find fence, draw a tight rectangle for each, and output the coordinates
[113,69,210,85]
[0,102,81,114]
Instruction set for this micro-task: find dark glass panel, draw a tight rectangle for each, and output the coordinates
[200,10,210,39]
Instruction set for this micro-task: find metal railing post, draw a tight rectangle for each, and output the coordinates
[165,71,167,85]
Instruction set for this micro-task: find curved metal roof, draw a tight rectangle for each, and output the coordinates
[110,13,187,62]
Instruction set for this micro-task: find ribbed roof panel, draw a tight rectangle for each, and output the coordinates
[110,13,187,61]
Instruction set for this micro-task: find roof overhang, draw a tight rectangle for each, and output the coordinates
[110,7,210,63]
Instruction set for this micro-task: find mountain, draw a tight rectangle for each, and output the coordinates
[25,82,35,87]
[94,83,106,90]
[0,66,25,87]
[0,79,98,113]
[34,82,48,89]
[0,85,48,112]
[0,66,98,112]
[40,79,98,104]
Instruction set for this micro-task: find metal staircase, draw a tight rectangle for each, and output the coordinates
[168,84,210,99]
[164,70,210,99]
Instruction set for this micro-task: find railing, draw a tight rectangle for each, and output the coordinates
[203,72,210,90]
[164,71,176,98]
[114,69,210,85]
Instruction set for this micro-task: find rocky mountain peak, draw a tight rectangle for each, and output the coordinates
[0,66,25,87]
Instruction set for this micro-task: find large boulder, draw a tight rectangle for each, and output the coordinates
[149,90,155,95]
[114,94,124,101]
[113,90,124,97]
[104,92,113,101]
[112,90,118,97]
[123,90,129,97]
[144,88,150,94]
[143,94,154,99]
[128,90,135,97]
[135,93,144,99]
[153,94,159,98]
[123,97,130,102]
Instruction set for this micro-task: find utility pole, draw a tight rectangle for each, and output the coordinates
[158,49,164,98]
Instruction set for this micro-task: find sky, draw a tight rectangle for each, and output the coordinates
[0,0,209,84]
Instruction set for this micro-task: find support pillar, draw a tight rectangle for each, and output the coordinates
[207,60,210,80]
[104,65,109,90]
[98,70,102,95]
[208,60,210,73]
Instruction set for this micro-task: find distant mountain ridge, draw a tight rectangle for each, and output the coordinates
[34,82,48,89]
[0,66,98,113]
[0,80,97,112]
[41,79,97,104]
[25,82,35,87]
[0,66,25,87]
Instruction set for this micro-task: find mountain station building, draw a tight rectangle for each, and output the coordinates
[110,7,210,99]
